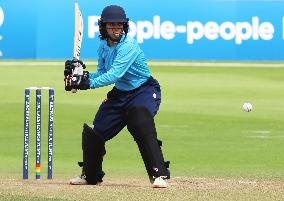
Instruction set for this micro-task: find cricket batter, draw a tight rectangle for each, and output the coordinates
[64,5,170,188]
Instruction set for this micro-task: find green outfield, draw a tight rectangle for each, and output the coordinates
[0,61,284,200]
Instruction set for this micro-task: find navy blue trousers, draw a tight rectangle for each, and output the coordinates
[93,77,161,141]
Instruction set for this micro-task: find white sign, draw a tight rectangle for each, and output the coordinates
[88,15,276,45]
[0,7,4,57]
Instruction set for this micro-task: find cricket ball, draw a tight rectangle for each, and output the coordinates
[242,102,253,112]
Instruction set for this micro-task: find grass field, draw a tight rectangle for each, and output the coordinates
[0,61,284,200]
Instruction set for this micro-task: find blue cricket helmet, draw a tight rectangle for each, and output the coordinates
[100,5,129,23]
[98,5,129,40]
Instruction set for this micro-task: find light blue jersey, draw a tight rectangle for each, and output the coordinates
[89,35,151,91]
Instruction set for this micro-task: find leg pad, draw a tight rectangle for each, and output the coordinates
[126,106,170,182]
[82,123,106,184]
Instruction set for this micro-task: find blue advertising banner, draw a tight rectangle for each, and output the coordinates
[0,0,284,60]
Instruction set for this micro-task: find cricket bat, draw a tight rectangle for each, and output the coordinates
[73,2,83,60]
[71,2,84,93]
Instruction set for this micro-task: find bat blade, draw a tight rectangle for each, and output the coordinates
[73,2,84,60]
[71,2,84,93]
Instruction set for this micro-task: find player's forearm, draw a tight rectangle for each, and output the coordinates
[89,71,119,88]
[89,71,103,79]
